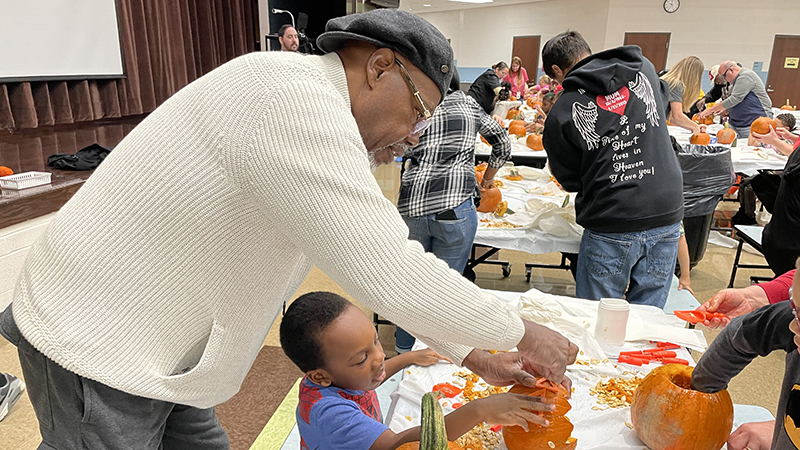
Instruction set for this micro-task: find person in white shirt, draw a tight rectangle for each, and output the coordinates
[0,10,577,449]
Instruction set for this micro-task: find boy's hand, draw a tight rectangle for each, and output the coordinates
[408,349,451,367]
[477,393,556,431]
[678,276,694,295]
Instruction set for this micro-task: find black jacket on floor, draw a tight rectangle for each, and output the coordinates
[47,143,111,171]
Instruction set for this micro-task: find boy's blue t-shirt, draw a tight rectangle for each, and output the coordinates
[297,377,389,450]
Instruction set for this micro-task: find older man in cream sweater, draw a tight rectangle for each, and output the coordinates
[0,9,577,449]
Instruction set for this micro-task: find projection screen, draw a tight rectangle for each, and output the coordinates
[0,0,125,82]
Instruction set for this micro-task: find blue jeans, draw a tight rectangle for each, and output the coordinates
[576,223,680,309]
[395,198,478,351]
[731,124,750,139]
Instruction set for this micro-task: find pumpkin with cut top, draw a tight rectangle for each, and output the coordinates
[631,364,733,450]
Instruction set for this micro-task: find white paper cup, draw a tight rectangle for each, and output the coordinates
[595,298,630,346]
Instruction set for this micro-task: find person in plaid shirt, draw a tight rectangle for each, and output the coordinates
[395,69,512,352]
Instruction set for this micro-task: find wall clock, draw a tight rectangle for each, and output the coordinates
[664,0,680,13]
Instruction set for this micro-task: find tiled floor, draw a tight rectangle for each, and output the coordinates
[0,162,786,449]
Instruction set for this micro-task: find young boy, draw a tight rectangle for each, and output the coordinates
[691,258,800,449]
[280,291,555,450]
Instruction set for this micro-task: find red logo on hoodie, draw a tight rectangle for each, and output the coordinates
[596,86,629,115]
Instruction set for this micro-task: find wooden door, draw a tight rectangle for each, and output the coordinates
[766,35,800,108]
[624,33,670,73]
[512,36,540,87]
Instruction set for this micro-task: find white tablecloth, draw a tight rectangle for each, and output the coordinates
[384,288,772,450]
[669,124,788,176]
[474,166,582,255]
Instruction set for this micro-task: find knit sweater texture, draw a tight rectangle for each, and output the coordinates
[11,52,525,408]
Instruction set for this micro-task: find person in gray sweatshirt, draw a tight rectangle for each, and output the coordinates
[691,258,800,450]
[699,60,773,138]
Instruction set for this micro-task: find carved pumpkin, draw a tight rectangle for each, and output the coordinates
[0,166,13,177]
[508,122,527,138]
[526,134,544,151]
[507,109,524,120]
[690,132,711,145]
[503,380,577,450]
[631,364,733,450]
[781,99,795,111]
[477,185,502,213]
[716,123,736,145]
[750,117,778,135]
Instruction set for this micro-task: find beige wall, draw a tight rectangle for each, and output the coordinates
[0,214,53,309]
[412,0,610,68]
[605,0,800,70]
[412,0,800,77]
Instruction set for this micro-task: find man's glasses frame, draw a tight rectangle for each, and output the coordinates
[394,58,432,135]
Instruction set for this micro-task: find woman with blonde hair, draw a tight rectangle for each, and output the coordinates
[661,56,705,135]
[503,56,529,99]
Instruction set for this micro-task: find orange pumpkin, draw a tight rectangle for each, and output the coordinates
[781,99,795,111]
[692,114,714,125]
[508,122,527,138]
[0,166,13,177]
[502,380,577,450]
[690,132,711,145]
[507,109,524,120]
[631,364,733,450]
[509,95,518,101]
[527,98,543,109]
[750,117,778,135]
[477,185,502,213]
[716,123,736,145]
[526,134,544,151]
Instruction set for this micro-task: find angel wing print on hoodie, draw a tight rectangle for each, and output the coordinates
[628,72,660,127]
[572,101,602,151]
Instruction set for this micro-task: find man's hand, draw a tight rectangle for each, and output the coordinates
[462,350,572,396]
[726,421,774,450]
[515,320,578,384]
[696,98,706,111]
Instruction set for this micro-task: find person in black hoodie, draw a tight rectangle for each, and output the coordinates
[541,31,684,308]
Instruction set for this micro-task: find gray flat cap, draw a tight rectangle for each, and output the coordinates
[317,9,454,100]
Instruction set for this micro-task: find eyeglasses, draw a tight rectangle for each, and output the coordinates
[722,66,734,78]
[394,58,432,135]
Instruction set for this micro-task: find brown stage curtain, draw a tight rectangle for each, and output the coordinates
[0,0,256,131]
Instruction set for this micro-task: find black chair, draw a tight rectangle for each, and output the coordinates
[728,224,773,288]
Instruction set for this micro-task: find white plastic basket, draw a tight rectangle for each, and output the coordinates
[0,171,52,190]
